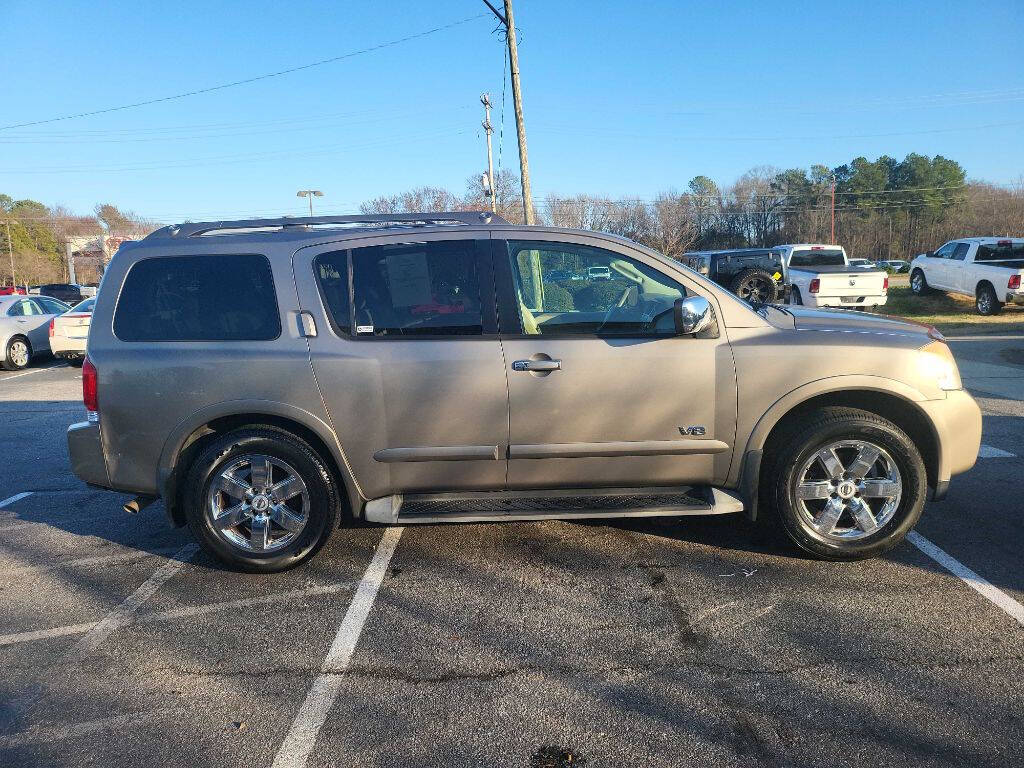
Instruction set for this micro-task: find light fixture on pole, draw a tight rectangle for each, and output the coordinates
[296,190,324,217]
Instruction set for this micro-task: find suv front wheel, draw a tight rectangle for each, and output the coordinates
[762,407,927,560]
[184,427,340,572]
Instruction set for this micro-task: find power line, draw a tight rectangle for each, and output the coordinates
[0,14,489,132]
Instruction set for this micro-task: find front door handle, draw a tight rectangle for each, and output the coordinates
[512,359,561,372]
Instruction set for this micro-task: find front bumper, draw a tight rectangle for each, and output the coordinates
[917,389,983,499]
[67,421,110,488]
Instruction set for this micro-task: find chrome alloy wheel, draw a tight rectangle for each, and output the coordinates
[206,454,309,552]
[911,272,924,293]
[9,340,29,368]
[793,439,902,540]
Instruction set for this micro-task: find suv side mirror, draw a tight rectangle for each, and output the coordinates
[674,296,713,336]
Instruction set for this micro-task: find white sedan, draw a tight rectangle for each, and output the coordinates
[0,295,71,370]
[50,298,95,366]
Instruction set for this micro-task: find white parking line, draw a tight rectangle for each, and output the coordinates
[0,362,65,382]
[72,542,198,656]
[271,527,404,768]
[0,491,32,509]
[978,444,1016,459]
[908,531,1024,626]
[0,582,354,647]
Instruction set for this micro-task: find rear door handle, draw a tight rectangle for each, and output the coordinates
[296,311,317,338]
[512,359,561,372]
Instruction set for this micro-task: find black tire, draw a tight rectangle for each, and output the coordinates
[183,427,340,572]
[789,287,803,306]
[975,283,1003,316]
[66,357,84,368]
[760,407,927,561]
[730,267,781,304]
[2,335,31,371]
[909,269,931,296]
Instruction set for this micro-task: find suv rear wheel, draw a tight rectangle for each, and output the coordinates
[184,427,340,572]
[762,407,927,560]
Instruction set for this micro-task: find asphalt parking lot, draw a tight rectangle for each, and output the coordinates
[1,342,1022,768]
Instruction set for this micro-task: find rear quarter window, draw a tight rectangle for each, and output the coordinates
[113,253,281,341]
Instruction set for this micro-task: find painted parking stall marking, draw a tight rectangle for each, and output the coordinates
[908,531,1024,626]
[977,444,1016,459]
[0,492,32,509]
[271,527,404,768]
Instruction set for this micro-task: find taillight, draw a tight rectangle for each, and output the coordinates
[883,276,889,292]
[82,356,98,417]
[48,319,55,337]
[1009,274,1021,290]
[809,278,821,294]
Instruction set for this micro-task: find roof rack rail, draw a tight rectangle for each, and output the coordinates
[145,211,509,240]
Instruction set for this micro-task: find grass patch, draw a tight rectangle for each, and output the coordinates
[879,280,1024,335]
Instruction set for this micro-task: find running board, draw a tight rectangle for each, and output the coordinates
[363,486,744,525]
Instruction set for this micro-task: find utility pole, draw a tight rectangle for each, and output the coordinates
[480,93,497,214]
[483,0,535,225]
[830,172,836,245]
[4,219,15,290]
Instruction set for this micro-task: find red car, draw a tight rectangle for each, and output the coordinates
[0,286,26,296]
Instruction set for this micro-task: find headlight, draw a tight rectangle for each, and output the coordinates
[918,341,962,391]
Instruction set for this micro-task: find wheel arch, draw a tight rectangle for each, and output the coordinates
[157,400,363,527]
[739,378,941,519]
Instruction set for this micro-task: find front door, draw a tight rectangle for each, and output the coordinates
[7,298,56,353]
[926,241,958,289]
[293,232,509,501]
[495,235,737,489]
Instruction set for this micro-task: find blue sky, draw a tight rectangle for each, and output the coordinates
[2,0,1022,222]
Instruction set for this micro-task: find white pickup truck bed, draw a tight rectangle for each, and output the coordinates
[773,244,888,309]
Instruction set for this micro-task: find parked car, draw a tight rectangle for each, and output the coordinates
[547,269,574,282]
[78,285,99,298]
[774,244,888,310]
[49,298,95,366]
[1,294,71,370]
[29,283,84,305]
[848,258,877,269]
[68,212,980,572]
[0,286,26,296]
[909,237,1024,315]
[586,265,612,281]
[682,248,785,303]
[877,260,910,273]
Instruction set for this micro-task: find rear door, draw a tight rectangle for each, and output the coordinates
[293,231,509,501]
[494,234,737,490]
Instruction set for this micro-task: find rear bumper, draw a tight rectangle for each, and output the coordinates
[1006,289,1024,305]
[918,389,983,499]
[803,294,888,308]
[67,421,110,488]
[50,335,87,355]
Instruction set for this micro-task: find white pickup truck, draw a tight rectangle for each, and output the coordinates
[773,244,888,310]
[909,237,1024,315]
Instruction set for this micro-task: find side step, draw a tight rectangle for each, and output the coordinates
[363,486,744,525]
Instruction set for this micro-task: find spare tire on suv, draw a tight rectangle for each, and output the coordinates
[730,267,781,304]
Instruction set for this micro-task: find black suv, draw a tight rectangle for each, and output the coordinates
[31,283,84,304]
[682,249,787,303]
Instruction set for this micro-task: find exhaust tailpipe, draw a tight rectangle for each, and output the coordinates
[123,494,158,515]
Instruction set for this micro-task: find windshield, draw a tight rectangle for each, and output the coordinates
[789,248,846,267]
[71,298,95,313]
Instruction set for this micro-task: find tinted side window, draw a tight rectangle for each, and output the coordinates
[114,254,280,342]
[506,240,685,336]
[351,241,483,337]
[313,250,351,336]
[951,243,970,261]
[37,297,69,314]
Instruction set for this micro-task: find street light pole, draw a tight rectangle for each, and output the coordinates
[296,190,324,217]
[483,0,535,225]
[830,173,836,245]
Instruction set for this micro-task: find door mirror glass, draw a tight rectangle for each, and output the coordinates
[674,296,713,336]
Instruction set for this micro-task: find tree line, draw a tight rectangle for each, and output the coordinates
[0,197,154,286]
[362,153,1024,262]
